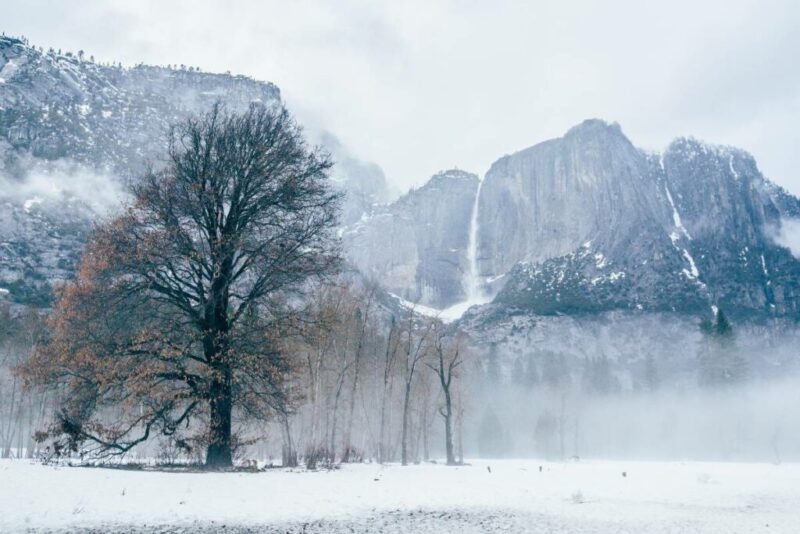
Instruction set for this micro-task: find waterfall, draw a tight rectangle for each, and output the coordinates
[465,178,485,303]
[439,177,489,322]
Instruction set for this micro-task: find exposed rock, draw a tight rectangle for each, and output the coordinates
[317,131,391,226]
[342,169,478,308]
[467,120,800,320]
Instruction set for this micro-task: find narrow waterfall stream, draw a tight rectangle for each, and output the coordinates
[439,178,489,321]
[465,178,485,303]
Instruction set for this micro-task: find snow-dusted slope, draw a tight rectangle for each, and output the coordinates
[0,35,393,306]
[0,37,281,177]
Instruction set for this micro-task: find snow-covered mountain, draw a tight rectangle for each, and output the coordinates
[0,35,386,305]
[344,119,800,322]
[4,33,799,325]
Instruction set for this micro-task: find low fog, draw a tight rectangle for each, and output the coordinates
[7,306,798,465]
[471,375,800,463]
[0,158,127,215]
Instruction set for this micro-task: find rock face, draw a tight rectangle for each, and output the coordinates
[477,120,665,277]
[317,131,391,226]
[658,138,800,317]
[0,195,92,305]
[347,119,800,321]
[0,36,281,179]
[489,124,800,320]
[342,169,478,308]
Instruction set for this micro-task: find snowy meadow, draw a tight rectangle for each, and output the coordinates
[2,459,799,533]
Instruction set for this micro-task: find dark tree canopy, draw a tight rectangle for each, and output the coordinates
[24,103,341,467]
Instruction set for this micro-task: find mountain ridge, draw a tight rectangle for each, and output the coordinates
[345,119,800,322]
[2,33,799,323]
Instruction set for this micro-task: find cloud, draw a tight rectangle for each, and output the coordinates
[772,218,800,258]
[0,159,127,215]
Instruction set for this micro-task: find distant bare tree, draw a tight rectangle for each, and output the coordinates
[427,330,463,465]
[400,312,434,466]
[1,306,49,459]
[377,315,399,463]
[342,285,374,462]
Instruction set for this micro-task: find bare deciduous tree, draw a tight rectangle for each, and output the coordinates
[22,103,340,468]
[427,330,463,465]
[400,312,434,466]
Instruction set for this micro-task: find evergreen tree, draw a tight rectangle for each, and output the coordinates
[512,354,539,389]
[698,308,747,386]
[485,343,501,385]
[582,355,615,395]
[533,411,558,459]
[512,356,525,387]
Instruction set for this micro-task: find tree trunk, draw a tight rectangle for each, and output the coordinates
[456,407,464,465]
[378,387,388,463]
[422,411,430,462]
[378,352,394,464]
[343,331,365,462]
[205,366,233,468]
[329,374,346,462]
[443,388,455,465]
[204,267,233,469]
[401,380,412,466]
[3,375,18,458]
[280,412,297,467]
[558,391,566,461]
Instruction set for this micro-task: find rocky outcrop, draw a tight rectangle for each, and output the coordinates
[488,124,800,320]
[660,138,800,317]
[0,36,281,179]
[318,131,391,226]
[342,169,478,308]
[476,120,667,277]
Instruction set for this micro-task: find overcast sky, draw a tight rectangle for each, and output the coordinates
[5,0,799,193]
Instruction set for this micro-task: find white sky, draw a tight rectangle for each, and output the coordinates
[4,0,800,194]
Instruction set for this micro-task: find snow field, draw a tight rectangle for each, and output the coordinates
[1,459,798,532]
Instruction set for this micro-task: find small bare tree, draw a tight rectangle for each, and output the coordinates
[342,285,374,462]
[400,312,434,466]
[427,330,463,465]
[377,315,399,463]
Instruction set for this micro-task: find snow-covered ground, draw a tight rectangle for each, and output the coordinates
[1,459,798,532]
